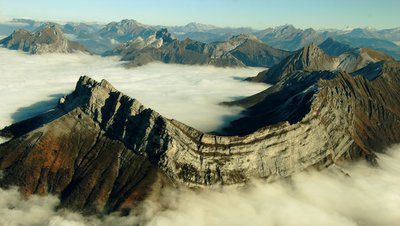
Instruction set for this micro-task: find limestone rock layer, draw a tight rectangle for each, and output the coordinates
[1,60,400,212]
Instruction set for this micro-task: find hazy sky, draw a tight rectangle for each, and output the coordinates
[0,0,399,29]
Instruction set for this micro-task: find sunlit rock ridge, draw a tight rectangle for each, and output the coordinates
[0,24,90,54]
[1,53,400,213]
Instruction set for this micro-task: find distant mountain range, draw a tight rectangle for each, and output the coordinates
[0,24,89,54]
[104,29,290,67]
[1,18,399,61]
[250,43,393,84]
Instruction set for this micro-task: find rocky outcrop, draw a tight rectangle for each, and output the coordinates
[106,29,290,68]
[250,43,394,84]
[98,19,157,43]
[0,24,90,54]
[1,60,400,213]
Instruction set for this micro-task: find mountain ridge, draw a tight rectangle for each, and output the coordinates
[0,24,90,54]
[1,56,400,212]
[249,43,394,84]
[2,18,399,58]
[106,28,291,67]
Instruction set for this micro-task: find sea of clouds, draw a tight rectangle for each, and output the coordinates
[1,146,399,226]
[0,48,267,132]
[0,49,399,226]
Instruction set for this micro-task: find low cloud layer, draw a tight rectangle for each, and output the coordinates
[0,146,399,226]
[0,49,399,226]
[0,48,267,132]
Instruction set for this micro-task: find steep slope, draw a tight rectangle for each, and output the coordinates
[123,37,246,67]
[98,19,156,43]
[108,29,290,68]
[102,28,172,57]
[220,34,291,67]
[255,25,325,51]
[250,43,393,84]
[332,29,400,59]
[225,59,400,138]
[1,62,400,213]
[250,43,338,83]
[319,37,353,56]
[0,24,90,54]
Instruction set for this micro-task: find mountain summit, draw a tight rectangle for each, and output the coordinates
[250,43,394,84]
[0,24,89,54]
[106,29,291,68]
[1,57,400,212]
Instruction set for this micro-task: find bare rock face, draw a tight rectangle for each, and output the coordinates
[106,28,291,68]
[250,43,394,84]
[1,59,400,213]
[0,24,90,54]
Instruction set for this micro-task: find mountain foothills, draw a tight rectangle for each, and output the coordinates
[0,38,399,215]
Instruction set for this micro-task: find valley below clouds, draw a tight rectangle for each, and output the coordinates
[0,48,267,132]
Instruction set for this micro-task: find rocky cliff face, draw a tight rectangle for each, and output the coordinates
[0,24,90,54]
[98,19,157,43]
[1,57,400,213]
[106,29,290,68]
[250,43,394,84]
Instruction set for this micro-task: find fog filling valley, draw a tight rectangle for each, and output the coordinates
[0,49,399,226]
[0,48,268,132]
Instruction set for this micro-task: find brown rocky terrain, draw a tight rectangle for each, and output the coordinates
[0,58,399,214]
[105,29,291,68]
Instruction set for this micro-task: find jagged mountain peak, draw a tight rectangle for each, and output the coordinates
[10,28,30,35]
[0,25,90,54]
[289,43,334,70]
[248,44,336,84]
[351,58,399,80]
[108,19,144,28]
[98,19,157,44]
[2,63,400,213]
[300,43,325,55]
[35,23,65,39]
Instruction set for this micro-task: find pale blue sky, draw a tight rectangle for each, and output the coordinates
[0,0,399,29]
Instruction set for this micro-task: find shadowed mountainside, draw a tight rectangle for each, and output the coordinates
[1,55,400,213]
[0,24,90,54]
[105,29,291,68]
[249,43,394,84]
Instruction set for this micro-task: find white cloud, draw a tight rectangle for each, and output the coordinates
[0,48,268,132]
[0,145,399,226]
[0,48,399,226]
[139,146,400,226]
